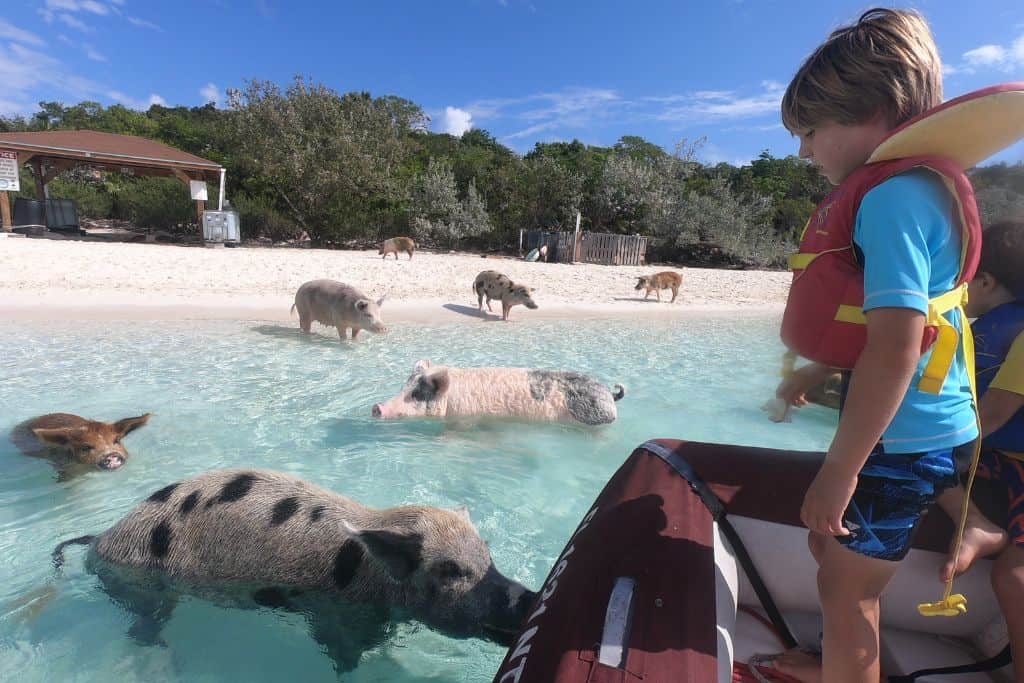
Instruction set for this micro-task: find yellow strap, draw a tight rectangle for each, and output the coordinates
[834,305,866,324]
[918,285,970,395]
[780,350,797,378]
[789,252,816,271]
[832,284,969,394]
[920,304,981,616]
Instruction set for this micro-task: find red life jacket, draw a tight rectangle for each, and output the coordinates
[780,156,981,393]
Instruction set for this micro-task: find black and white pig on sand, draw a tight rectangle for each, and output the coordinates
[52,469,535,671]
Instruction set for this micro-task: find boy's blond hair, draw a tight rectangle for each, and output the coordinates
[782,8,943,133]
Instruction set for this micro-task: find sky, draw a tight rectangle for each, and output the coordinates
[1,0,1022,166]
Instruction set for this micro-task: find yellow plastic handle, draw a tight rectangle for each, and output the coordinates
[917,594,967,617]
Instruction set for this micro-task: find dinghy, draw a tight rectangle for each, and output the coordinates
[492,439,1012,682]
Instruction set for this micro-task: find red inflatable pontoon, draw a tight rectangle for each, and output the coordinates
[493,440,1011,682]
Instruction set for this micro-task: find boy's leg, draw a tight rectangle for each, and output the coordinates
[775,533,900,683]
[991,545,1024,682]
[935,486,1007,581]
[818,537,900,683]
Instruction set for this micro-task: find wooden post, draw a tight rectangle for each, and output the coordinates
[32,158,45,200]
[196,200,205,224]
[0,191,11,231]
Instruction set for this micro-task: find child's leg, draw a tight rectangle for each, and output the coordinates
[991,545,1024,682]
[819,535,900,682]
[935,486,1007,581]
[773,533,900,683]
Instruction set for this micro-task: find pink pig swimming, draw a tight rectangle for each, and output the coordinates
[372,360,625,425]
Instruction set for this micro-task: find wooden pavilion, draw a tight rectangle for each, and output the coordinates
[0,130,225,231]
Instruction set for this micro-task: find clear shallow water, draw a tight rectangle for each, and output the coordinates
[0,317,835,682]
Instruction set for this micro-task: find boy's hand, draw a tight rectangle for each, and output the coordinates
[801,460,857,536]
[775,362,835,408]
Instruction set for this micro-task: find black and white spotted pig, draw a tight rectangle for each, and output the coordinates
[53,469,535,671]
[473,270,538,321]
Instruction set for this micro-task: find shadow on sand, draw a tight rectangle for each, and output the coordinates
[611,296,667,303]
[441,304,503,321]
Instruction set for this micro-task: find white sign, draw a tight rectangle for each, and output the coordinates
[0,150,19,192]
[189,180,208,201]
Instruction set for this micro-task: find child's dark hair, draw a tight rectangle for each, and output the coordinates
[979,220,1024,297]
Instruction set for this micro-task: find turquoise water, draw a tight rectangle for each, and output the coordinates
[0,316,835,682]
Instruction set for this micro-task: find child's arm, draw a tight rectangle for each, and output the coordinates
[980,331,1024,437]
[801,308,924,536]
[979,388,1024,438]
[775,362,836,408]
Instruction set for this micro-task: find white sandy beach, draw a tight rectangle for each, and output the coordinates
[0,238,790,322]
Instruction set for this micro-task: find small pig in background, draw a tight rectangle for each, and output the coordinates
[635,271,682,303]
[473,270,538,321]
[51,468,535,671]
[292,279,387,340]
[379,236,416,260]
[10,412,151,477]
[373,360,625,425]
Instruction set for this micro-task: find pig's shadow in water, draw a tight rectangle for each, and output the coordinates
[322,416,448,446]
[250,324,361,347]
[441,304,504,321]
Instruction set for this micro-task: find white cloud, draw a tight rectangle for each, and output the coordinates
[963,44,1007,67]
[503,121,558,141]
[58,13,93,32]
[84,44,106,61]
[45,0,110,15]
[200,82,221,106]
[0,19,46,47]
[127,16,163,31]
[654,80,784,123]
[106,89,166,110]
[440,106,473,136]
[951,33,1024,74]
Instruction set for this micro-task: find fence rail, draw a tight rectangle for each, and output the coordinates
[522,230,647,266]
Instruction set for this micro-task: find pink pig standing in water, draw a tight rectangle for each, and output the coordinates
[291,279,387,340]
[372,360,625,425]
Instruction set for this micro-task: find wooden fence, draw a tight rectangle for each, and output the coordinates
[522,230,647,266]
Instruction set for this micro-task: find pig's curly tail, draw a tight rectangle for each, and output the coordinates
[52,535,95,573]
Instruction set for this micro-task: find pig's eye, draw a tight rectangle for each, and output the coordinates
[114,437,122,444]
[79,444,93,452]
[434,560,467,581]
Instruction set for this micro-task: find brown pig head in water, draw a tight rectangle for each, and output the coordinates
[15,412,151,470]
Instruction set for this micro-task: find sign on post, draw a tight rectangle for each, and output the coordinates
[0,150,19,192]
[189,180,209,201]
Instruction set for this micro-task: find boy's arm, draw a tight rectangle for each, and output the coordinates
[980,331,1024,438]
[801,308,924,536]
[979,388,1024,438]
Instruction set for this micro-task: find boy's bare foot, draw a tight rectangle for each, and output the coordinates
[940,519,1008,582]
[757,649,823,683]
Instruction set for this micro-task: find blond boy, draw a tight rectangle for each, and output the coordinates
[771,8,979,682]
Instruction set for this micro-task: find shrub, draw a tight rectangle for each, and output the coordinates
[232,193,302,241]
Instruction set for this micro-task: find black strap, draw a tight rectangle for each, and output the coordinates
[887,644,1011,681]
[642,440,799,651]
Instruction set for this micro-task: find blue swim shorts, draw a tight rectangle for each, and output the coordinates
[836,443,972,561]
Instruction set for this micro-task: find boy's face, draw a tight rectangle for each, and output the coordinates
[796,119,891,185]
